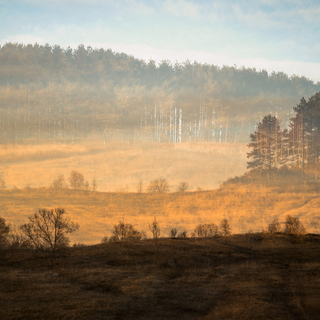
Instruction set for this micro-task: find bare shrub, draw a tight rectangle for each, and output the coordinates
[284,215,306,235]
[178,230,188,238]
[194,223,219,237]
[148,217,161,239]
[147,178,170,193]
[100,236,108,244]
[268,219,282,234]
[0,216,10,247]
[112,221,145,241]
[20,208,79,251]
[69,170,85,190]
[220,219,232,236]
[0,169,6,189]
[169,228,177,238]
[177,181,188,192]
[52,174,68,190]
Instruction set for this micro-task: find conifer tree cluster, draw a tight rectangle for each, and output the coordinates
[247,92,320,176]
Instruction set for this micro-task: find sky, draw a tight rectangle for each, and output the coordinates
[1,0,320,82]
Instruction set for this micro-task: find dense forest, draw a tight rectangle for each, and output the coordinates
[1,43,320,144]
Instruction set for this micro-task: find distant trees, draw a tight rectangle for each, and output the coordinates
[147,178,170,193]
[20,208,79,250]
[1,42,319,145]
[220,219,232,236]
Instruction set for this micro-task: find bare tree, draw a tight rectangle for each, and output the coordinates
[177,181,188,192]
[69,170,85,190]
[52,174,68,190]
[137,179,143,193]
[148,217,161,239]
[284,215,306,234]
[220,219,232,236]
[92,177,98,192]
[169,228,177,238]
[268,219,281,234]
[20,208,79,250]
[147,178,169,193]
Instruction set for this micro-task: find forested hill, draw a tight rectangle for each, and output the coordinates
[1,43,319,144]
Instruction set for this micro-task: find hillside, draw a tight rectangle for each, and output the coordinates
[1,182,320,245]
[1,234,320,319]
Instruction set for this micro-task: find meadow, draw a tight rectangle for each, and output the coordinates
[0,141,247,191]
[1,141,319,245]
[1,184,320,245]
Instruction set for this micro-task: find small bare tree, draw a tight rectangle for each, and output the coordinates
[92,177,98,192]
[20,208,79,250]
[69,170,85,190]
[169,228,177,238]
[268,219,281,234]
[147,178,170,193]
[137,179,143,193]
[220,219,232,236]
[148,217,161,239]
[177,181,189,192]
[284,215,306,235]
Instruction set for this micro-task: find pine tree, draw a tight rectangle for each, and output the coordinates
[247,115,284,178]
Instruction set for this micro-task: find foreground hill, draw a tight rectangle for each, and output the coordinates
[1,234,320,319]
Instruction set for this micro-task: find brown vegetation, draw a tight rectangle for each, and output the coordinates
[1,234,320,319]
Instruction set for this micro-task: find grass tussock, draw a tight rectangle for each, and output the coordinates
[1,234,320,319]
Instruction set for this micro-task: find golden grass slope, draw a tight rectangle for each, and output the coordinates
[1,185,319,245]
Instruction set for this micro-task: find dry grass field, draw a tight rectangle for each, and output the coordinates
[1,234,320,319]
[0,141,247,191]
[1,184,319,245]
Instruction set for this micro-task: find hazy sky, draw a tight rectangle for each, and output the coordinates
[1,0,320,82]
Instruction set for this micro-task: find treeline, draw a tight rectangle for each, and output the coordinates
[246,91,320,179]
[1,43,320,144]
